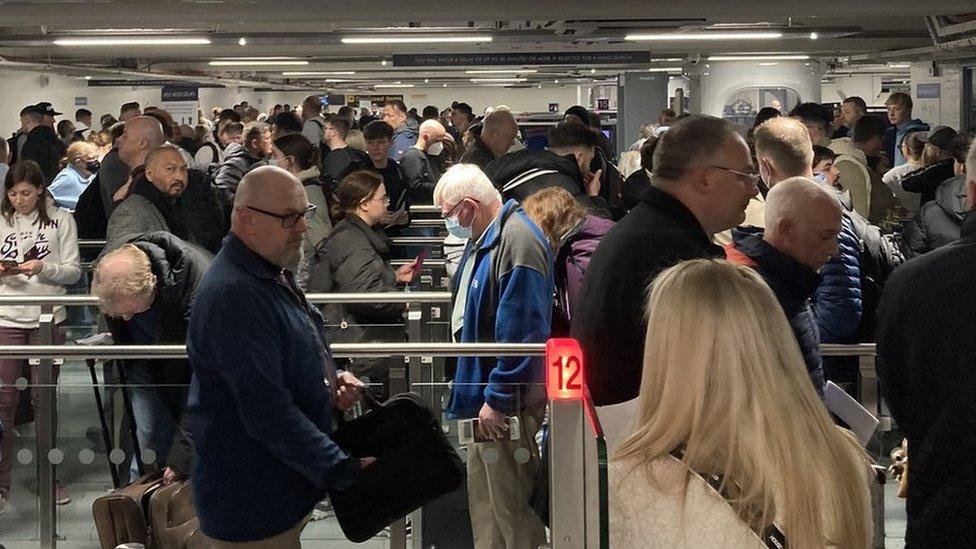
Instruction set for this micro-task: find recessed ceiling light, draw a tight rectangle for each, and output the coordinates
[442,83,447,88]
[465,69,538,74]
[84,76,92,80]
[424,78,429,83]
[210,60,309,66]
[281,71,356,76]
[647,67,682,72]
[888,63,911,69]
[707,55,810,61]
[470,78,526,83]
[758,62,780,66]
[54,37,211,46]
[342,36,492,44]
[809,32,819,40]
[590,68,597,74]
[238,37,247,46]
[626,31,782,41]
[381,60,388,66]
[375,84,415,88]
[554,79,560,83]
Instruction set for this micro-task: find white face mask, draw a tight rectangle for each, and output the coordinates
[427,141,444,156]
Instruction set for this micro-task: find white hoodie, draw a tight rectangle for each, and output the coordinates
[0,201,81,328]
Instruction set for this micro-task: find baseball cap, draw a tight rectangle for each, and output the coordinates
[918,126,957,150]
[34,102,63,117]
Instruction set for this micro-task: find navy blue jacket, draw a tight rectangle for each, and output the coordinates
[727,228,826,395]
[185,234,359,542]
[448,200,553,419]
[812,212,862,344]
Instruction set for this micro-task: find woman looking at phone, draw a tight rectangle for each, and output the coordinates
[0,160,81,513]
[311,170,418,398]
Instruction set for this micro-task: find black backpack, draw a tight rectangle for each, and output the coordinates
[848,210,904,339]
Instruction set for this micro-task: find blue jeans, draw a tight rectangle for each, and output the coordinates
[124,361,178,482]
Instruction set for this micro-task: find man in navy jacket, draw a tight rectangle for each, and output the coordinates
[186,166,371,546]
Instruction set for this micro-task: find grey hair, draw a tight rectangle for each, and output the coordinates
[91,244,157,313]
[433,164,501,209]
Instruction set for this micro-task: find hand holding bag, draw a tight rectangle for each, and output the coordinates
[329,392,464,542]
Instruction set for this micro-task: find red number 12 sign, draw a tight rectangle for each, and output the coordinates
[546,338,585,400]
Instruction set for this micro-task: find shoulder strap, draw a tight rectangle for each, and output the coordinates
[502,168,560,193]
[669,449,788,549]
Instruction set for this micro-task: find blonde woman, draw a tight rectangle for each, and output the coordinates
[611,259,872,548]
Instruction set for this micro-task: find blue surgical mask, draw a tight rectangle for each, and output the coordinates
[812,172,828,183]
[445,215,472,240]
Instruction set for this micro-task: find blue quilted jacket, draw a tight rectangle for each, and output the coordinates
[812,213,863,343]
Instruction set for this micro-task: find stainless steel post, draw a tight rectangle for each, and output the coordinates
[549,399,586,548]
[36,307,58,548]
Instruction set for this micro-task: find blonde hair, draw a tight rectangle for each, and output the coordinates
[614,259,871,548]
[91,244,157,313]
[345,129,366,152]
[521,186,587,249]
[65,141,97,166]
[754,117,814,177]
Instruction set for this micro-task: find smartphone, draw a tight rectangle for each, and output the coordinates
[458,416,521,444]
[411,248,430,276]
[0,260,19,269]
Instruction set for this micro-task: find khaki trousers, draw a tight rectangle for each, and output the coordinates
[202,515,309,549]
[467,404,547,549]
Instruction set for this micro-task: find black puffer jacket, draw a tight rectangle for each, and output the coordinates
[484,148,610,216]
[901,175,966,259]
[311,215,405,387]
[726,227,826,396]
[104,232,213,474]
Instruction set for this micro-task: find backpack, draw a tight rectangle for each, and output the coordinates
[551,215,615,336]
[847,210,904,339]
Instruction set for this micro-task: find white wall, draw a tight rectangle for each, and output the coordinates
[820,74,887,106]
[400,85,581,115]
[910,62,963,129]
[686,60,825,117]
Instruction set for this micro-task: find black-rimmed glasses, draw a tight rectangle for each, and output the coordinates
[708,165,761,186]
[245,204,317,228]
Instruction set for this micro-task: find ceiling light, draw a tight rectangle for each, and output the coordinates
[210,60,309,66]
[888,63,911,69]
[442,84,448,88]
[54,37,211,46]
[424,78,430,83]
[809,32,819,40]
[647,67,682,72]
[625,31,782,41]
[381,60,388,66]
[707,55,810,61]
[657,58,683,62]
[375,84,415,88]
[342,36,492,44]
[758,62,780,66]
[538,84,543,89]
[84,76,92,80]
[554,79,560,84]
[465,69,538,74]
[470,78,526,83]
[590,68,597,74]
[281,71,356,76]
[238,37,247,46]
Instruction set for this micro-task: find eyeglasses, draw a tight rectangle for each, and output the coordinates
[442,197,479,219]
[707,165,761,186]
[244,203,316,228]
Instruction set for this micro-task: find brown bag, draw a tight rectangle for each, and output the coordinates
[889,438,909,498]
[92,472,164,549]
[149,480,205,549]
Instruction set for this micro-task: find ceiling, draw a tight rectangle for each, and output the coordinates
[0,1,973,91]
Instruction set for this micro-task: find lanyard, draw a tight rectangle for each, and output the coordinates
[669,449,788,549]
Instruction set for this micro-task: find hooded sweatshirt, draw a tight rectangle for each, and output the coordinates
[0,200,81,328]
[902,175,967,259]
[483,148,610,216]
[390,118,420,161]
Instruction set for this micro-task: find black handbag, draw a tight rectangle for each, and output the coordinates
[329,392,465,542]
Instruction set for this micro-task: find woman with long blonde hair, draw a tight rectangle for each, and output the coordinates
[611,259,872,548]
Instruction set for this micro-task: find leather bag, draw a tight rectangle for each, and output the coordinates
[92,471,164,549]
[329,392,465,542]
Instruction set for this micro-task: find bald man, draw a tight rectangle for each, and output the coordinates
[725,176,844,395]
[106,145,190,245]
[460,109,519,169]
[399,119,448,203]
[98,116,168,217]
[185,166,370,546]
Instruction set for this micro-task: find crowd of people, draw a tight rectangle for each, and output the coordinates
[0,89,973,549]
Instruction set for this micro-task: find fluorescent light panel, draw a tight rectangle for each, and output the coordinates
[375,84,415,88]
[342,36,492,44]
[647,67,682,72]
[465,69,538,74]
[54,37,211,46]
[470,78,526,82]
[707,55,809,61]
[210,60,309,66]
[281,71,356,76]
[626,31,782,41]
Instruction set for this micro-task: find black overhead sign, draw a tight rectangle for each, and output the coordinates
[87,79,223,88]
[393,51,651,67]
[161,86,199,101]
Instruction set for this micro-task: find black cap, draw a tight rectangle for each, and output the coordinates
[34,102,62,117]
[20,105,45,117]
[918,126,957,150]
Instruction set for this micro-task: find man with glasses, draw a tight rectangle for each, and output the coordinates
[573,115,759,406]
[186,166,371,547]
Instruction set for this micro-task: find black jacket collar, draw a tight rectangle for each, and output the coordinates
[639,184,723,255]
[732,227,821,297]
[961,209,976,239]
[130,169,189,240]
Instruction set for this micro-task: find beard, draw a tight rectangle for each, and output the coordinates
[281,239,304,272]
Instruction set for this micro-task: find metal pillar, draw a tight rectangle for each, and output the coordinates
[36,307,58,548]
[548,398,586,548]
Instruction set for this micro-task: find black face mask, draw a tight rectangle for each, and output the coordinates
[85,160,100,173]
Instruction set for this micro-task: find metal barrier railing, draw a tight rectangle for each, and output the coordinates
[0,292,452,307]
[79,237,445,248]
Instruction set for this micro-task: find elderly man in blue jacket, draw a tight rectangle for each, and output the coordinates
[435,163,553,549]
[185,166,372,547]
